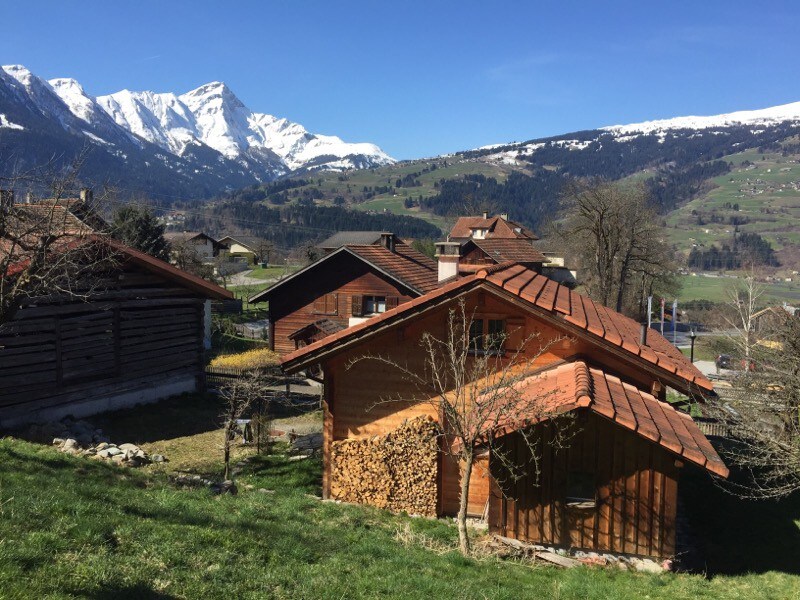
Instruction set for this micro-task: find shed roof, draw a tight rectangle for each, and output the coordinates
[489,361,728,478]
[281,263,712,396]
[317,231,387,249]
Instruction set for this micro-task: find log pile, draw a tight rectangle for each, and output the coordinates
[330,416,440,516]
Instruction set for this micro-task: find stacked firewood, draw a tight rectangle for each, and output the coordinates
[331,416,440,516]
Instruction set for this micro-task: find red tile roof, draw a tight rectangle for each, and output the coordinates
[488,361,728,478]
[250,242,438,303]
[469,238,547,264]
[449,216,538,240]
[281,263,712,395]
[347,243,438,293]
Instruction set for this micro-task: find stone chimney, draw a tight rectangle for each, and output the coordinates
[379,232,395,253]
[435,241,461,282]
[0,189,14,210]
[482,210,489,219]
[25,192,33,204]
[79,188,94,204]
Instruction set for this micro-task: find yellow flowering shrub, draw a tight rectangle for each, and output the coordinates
[209,348,280,370]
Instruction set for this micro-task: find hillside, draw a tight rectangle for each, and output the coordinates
[0,399,798,598]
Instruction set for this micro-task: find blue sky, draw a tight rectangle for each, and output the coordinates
[2,1,799,159]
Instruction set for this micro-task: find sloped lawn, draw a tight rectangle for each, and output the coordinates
[0,402,798,598]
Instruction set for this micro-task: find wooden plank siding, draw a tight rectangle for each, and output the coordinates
[489,412,680,559]
[0,264,207,422]
[268,253,417,356]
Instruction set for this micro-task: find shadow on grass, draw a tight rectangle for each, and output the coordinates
[681,468,800,576]
[92,393,223,445]
[70,582,178,599]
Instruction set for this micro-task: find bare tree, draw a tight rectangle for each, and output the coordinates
[170,237,215,281]
[219,371,268,480]
[254,239,274,265]
[1,152,115,322]
[719,272,765,371]
[348,300,571,555]
[707,311,800,498]
[556,178,679,315]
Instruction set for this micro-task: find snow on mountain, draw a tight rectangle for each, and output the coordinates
[97,78,395,174]
[0,64,393,182]
[603,101,800,136]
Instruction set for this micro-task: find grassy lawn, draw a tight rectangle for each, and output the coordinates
[0,395,798,598]
[678,274,800,304]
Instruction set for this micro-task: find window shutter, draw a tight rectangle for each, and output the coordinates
[329,293,339,315]
[386,296,399,310]
[351,295,363,317]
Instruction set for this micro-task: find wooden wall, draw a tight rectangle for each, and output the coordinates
[488,412,680,558]
[0,263,206,422]
[268,253,416,355]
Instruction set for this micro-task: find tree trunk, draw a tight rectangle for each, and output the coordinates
[223,422,231,480]
[457,451,474,556]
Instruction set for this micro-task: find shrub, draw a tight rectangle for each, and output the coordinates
[209,348,280,370]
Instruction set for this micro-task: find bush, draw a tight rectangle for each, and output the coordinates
[209,348,280,370]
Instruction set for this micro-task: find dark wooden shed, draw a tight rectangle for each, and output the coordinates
[0,237,232,427]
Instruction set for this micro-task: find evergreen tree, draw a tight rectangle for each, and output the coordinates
[110,205,171,261]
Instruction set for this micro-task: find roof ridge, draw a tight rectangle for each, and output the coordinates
[574,361,592,407]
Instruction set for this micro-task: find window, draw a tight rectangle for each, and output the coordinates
[566,470,595,508]
[468,318,506,355]
[363,296,387,315]
[312,293,338,315]
[472,228,488,239]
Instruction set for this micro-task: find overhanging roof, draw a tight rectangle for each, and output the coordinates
[281,263,712,397]
[487,361,728,478]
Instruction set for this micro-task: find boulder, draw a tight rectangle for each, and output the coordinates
[118,443,139,453]
[62,438,79,452]
[151,454,166,463]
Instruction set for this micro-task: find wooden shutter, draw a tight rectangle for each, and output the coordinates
[351,295,363,317]
[327,293,339,315]
[386,296,399,311]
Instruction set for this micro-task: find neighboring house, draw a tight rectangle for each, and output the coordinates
[163,231,226,262]
[316,231,387,254]
[459,238,547,269]
[217,235,266,265]
[281,262,726,559]
[1,188,107,234]
[249,233,438,355]
[0,235,232,427]
[448,212,539,242]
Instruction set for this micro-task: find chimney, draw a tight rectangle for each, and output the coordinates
[500,212,509,221]
[79,188,94,204]
[379,232,395,252]
[435,241,461,282]
[640,322,648,346]
[0,189,14,210]
[25,192,33,204]
[482,210,489,219]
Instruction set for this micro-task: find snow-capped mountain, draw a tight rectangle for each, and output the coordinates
[602,101,800,136]
[0,64,394,197]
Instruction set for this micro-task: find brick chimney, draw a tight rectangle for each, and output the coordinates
[79,188,94,204]
[379,232,395,252]
[435,241,461,282]
[0,189,14,211]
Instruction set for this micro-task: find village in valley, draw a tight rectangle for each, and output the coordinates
[2,4,800,599]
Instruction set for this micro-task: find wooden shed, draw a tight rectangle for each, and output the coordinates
[0,236,232,427]
[281,263,727,559]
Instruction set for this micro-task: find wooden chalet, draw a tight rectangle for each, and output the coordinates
[249,233,438,355]
[281,263,727,559]
[0,235,232,427]
[163,231,226,262]
[449,212,539,242]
